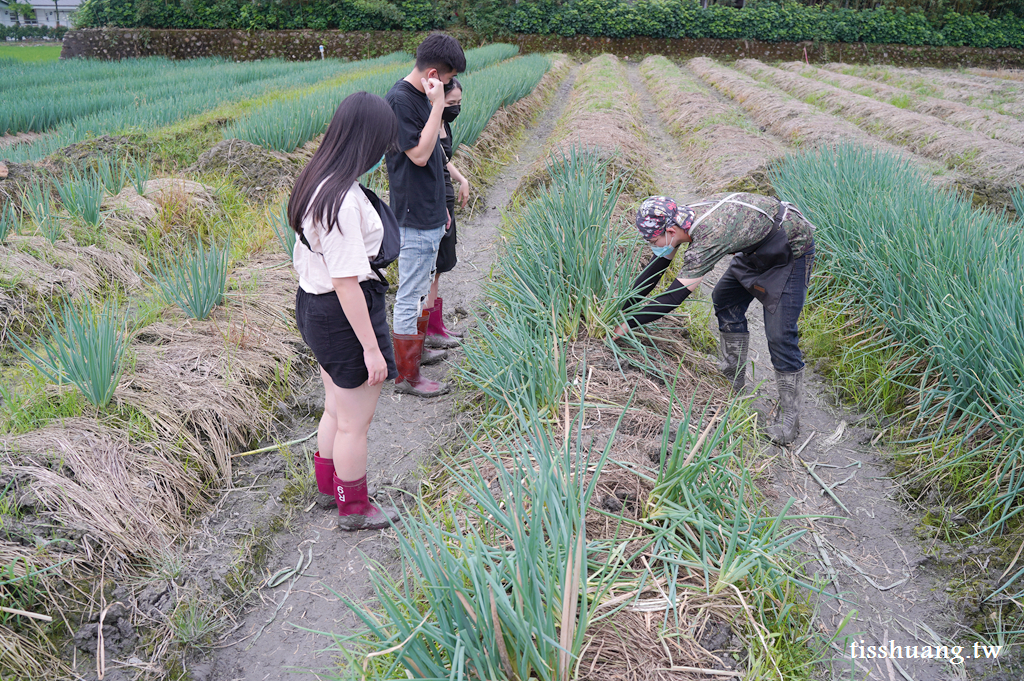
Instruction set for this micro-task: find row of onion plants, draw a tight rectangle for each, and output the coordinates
[225,44,524,154]
[328,150,810,679]
[772,143,1024,536]
[2,52,410,162]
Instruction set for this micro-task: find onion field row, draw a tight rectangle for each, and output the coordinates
[774,145,1024,531]
[450,54,551,153]
[225,46,547,154]
[780,62,1024,148]
[0,54,407,137]
[1,52,412,163]
[734,59,1024,190]
[647,56,1024,531]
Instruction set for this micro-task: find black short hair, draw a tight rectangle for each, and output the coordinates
[444,76,462,94]
[415,33,466,75]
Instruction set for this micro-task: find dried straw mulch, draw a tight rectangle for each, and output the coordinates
[0,234,146,344]
[519,54,655,199]
[640,55,784,195]
[779,61,1024,151]
[734,59,1024,192]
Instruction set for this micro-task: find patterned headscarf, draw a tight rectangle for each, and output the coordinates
[635,196,694,240]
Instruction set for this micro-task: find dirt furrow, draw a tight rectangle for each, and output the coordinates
[627,62,963,681]
[196,67,580,681]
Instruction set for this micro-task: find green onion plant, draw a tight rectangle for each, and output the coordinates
[772,143,1024,532]
[23,181,61,242]
[268,198,295,259]
[54,167,105,225]
[10,298,128,408]
[154,238,230,320]
[95,155,129,194]
[129,155,152,195]
[644,399,809,611]
[336,402,629,681]
[0,202,16,242]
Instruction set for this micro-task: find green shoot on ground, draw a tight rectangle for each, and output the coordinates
[10,298,129,408]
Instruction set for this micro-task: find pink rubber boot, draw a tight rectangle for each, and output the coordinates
[424,297,461,349]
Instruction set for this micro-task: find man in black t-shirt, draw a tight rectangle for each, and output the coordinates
[385,33,466,398]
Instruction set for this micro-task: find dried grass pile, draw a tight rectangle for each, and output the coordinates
[0,233,146,344]
[640,55,784,194]
[120,260,302,482]
[519,54,654,198]
[187,138,305,201]
[687,58,945,178]
[780,62,1024,150]
[734,59,1024,193]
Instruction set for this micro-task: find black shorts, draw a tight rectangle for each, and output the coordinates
[436,196,458,274]
[294,282,397,389]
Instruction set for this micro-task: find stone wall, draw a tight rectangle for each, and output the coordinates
[61,28,1024,69]
[59,28,480,62]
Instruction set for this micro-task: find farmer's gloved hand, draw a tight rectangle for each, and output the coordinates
[626,278,692,329]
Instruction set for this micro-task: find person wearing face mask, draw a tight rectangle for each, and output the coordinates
[614,194,816,445]
[384,32,466,398]
[290,92,403,530]
[423,77,469,350]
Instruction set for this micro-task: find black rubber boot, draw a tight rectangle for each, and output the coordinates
[765,368,803,445]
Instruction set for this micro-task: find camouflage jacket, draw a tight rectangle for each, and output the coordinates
[678,193,816,280]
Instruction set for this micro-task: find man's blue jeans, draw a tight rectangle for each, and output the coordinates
[393,223,445,335]
[711,249,815,373]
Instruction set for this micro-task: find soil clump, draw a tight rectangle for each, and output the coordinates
[187,139,308,201]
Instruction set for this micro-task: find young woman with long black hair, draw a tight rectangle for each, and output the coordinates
[289,91,402,531]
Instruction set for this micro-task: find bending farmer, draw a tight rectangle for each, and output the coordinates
[616,194,816,445]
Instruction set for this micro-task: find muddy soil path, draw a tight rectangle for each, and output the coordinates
[199,69,580,681]
[626,63,971,681]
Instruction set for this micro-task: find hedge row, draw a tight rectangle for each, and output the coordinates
[0,26,69,41]
[74,0,1024,49]
[505,0,1024,48]
[73,0,443,32]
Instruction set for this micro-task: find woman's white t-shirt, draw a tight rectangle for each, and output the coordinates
[293,180,383,294]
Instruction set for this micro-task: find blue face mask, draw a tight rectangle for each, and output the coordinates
[367,154,385,175]
[651,243,676,259]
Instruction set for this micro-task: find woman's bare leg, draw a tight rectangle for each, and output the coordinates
[329,378,384,481]
[317,365,338,460]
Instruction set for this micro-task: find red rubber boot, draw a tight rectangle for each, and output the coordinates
[334,474,400,531]
[393,333,449,397]
[314,451,336,508]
